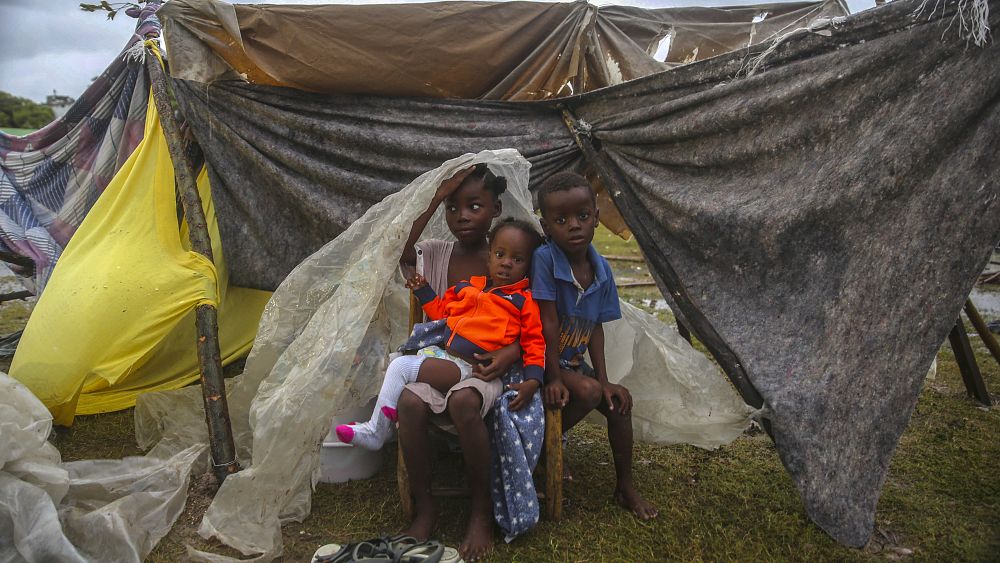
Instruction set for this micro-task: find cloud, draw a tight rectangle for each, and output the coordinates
[0,0,136,101]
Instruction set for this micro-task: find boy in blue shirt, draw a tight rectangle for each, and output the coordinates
[531,172,658,520]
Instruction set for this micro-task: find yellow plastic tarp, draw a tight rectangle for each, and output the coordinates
[11,92,271,426]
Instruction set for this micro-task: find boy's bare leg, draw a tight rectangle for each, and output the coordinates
[398,389,437,539]
[555,370,602,480]
[597,401,659,520]
[447,388,493,561]
[559,369,603,431]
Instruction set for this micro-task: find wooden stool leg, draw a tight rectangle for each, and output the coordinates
[544,408,563,521]
[397,433,414,518]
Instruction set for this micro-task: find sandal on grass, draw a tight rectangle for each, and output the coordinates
[311,536,461,563]
[312,543,347,563]
[311,540,392,563]
[387,535,462,563]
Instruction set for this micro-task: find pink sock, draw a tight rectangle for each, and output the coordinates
[381,406,398,422]
[335,424,355,443]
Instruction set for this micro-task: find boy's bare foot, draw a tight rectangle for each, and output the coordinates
[402,508,437,541]
[458,510,493,561]
[614,484,658,520]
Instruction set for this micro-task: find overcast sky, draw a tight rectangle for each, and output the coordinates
[0,0,874,103]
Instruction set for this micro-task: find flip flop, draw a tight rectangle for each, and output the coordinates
[312,536,461,563]
[311,540,393,563]
[384,535,462,563]
[312,543,347,563]
[398,540,445,563]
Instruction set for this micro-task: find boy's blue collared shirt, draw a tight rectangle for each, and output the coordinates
[531,242,621,364]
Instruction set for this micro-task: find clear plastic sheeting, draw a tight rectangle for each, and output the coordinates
[135,150,751,560]
[601,301,754,449]
[0,372,205,562]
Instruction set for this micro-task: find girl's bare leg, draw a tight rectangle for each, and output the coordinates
[399,389,436,540]
[447,388,493,561]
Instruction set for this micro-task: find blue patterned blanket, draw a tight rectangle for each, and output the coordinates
[402,320,544,540]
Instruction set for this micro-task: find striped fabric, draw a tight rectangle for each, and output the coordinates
[0,2,161,292]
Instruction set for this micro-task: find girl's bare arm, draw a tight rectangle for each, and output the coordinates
[400,166,475,267]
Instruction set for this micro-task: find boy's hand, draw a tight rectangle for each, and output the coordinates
[472,344,521,381]
[544,380,569,409]
[507,379,540,411]
[601,382,633,415]
[433,166,475,203]
[405,273,428,290]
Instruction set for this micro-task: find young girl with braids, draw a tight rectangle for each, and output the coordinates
[340,164,540,561]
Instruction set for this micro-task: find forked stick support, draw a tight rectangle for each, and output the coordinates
[145,50,239,484]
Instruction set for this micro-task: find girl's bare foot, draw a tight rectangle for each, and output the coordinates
[402,506,437,541]
[614,484,658,520]
[458,510,493,561]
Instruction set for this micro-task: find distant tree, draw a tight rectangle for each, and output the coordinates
[0,92,55,129]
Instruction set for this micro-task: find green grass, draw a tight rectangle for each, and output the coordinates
[1,128,36,136]
[30,233,1000,562]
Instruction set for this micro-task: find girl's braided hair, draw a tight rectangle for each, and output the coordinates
[469,163,507,200]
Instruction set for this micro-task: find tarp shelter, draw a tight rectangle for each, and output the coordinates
[2,0,998,560]
[142,0,998,554]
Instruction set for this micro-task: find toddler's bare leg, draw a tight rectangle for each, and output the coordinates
[416,357,462,392]
[447,388,493,561]
[399,389,437,539]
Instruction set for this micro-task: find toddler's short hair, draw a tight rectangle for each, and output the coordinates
[536,171,596,215]
[488,217,544,252]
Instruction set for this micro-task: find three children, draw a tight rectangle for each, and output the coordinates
[341,165,656,561]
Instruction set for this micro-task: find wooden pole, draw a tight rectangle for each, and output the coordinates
[0,251,35,270]
[145,50,239,483]
[964,299,1000,370]
[0,290,32,303]
[558,107,765,411]
[948,316,992,407]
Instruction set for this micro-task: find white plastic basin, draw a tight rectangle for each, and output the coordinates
[318,398,383,484]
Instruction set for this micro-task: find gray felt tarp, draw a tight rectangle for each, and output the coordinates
[172,0,1000,547]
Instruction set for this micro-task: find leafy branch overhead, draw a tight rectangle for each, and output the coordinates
[79,1,142,21]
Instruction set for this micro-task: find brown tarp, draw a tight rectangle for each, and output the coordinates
[160,0,847,236]
[160,0,847,100]
[168,0,1000,548]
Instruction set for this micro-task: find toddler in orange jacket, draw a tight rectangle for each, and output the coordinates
[337,218,545,450]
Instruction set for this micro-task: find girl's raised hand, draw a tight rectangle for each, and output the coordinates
[433,166,475,203]
[405,273,428,290]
